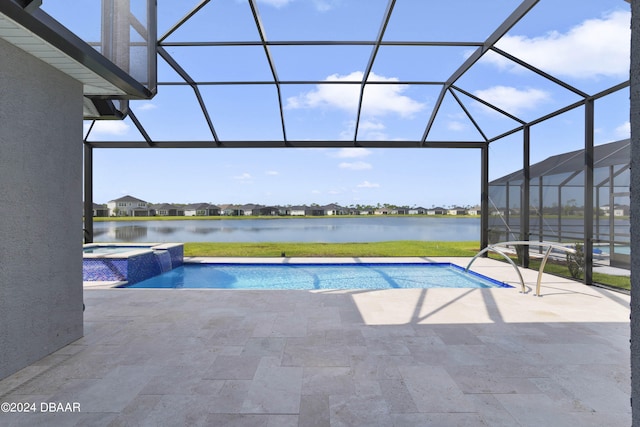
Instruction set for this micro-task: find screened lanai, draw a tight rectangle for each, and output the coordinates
[489,138,631,269]
[35,0,631,285]
[0,0,637,422]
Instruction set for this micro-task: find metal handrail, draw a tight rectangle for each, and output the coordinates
[466,241,577,297]
[466,246,526,293]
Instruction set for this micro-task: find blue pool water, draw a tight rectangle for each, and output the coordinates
[122,263,511,290]
[593,245,631,255]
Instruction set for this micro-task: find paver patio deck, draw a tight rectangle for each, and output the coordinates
[0,257,631,426]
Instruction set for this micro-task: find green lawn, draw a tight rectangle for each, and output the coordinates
[184,240,480,257]
[486,254,630,292]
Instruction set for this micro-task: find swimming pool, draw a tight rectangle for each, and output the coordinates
[122,263,512,290]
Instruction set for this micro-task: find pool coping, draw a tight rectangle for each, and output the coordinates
[83,242,183,259]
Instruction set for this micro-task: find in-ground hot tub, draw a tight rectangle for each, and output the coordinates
[83,243,184,284]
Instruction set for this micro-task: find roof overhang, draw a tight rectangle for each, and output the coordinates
[0,1,152,101]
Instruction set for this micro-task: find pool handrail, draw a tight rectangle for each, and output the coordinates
[466,241,577,297]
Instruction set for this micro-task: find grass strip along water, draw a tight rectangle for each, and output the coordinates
[184,240,478,257]
[183,241,629,292]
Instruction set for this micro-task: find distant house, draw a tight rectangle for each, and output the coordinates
[374,208,390,215]
[152,203,185,216]
[288,206,307,216]
[240,203,280,216]
[448,207,468,215]
[92,203,109,217]
[426,207,446,215]
[322,204,346,215]
[308,206,326,216]
[408,207,426,215]
[467,206,481,216]
[218,204,240,216]
[602,205,629,217]
[107,195,150,217]
[184,203,219,216]
[256,206,280,216]
[238,204,253,216]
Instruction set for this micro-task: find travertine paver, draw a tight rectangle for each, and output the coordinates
[0,257,630,426]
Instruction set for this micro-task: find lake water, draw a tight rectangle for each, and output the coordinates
[92,217,481,243]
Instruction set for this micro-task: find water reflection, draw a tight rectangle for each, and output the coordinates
[153,226,178,235]
[93,217,481,243]
[112,225,148,241]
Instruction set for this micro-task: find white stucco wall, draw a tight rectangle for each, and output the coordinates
[0,37,83,380]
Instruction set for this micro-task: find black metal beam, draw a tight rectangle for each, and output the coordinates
[157,47,219,143]
[248,0,288,143]
[451,85,526,124]
[481,144,489,250]
[421,85,447,143]
[157,80,446,86]
[127,109,153,146]
[83,144,93,244]
[448,88,488,142]
[354,0,396,142]
[446,0,539,87]
[160,40,486,47]
[522,125,530,267]
[422,0,539,146]
[158,0,210,43]
[490,46,588,98]
[85,140,488,149]
[584,99,595,285]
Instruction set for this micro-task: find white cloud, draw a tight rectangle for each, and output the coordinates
[339,161,372,171]
[473,86,550,115]
[359,120,385,131]
[339,119,389,141]
[615,121,630,138]
[333,148,372,159]
[256,0,293,8]
[265,170,279,176]
[85,121,130,136]
[488,10,630,79]
[256,0,338,12]
[313,0,338,12]
[357,181,380,188]
[286,71,425,118]
[358,120,389,140]
[137,103,157,111]
[447,121,466,131]
[233,172,252,180]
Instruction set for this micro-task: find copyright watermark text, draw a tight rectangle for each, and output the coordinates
[1,401,81,413]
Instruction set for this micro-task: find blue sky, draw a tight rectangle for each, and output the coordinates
[44,0,631,206]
